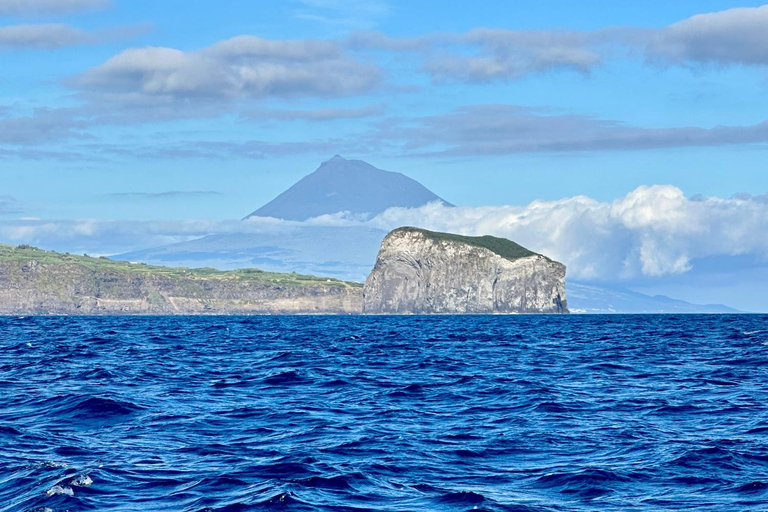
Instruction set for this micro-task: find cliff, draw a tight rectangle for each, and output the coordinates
[362,227,568,314]
[0,244,361,315]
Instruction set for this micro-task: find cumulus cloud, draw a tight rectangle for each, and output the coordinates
[0,0,110,16]
[3,186,768,282]
[72,36,381,110]
[375,104,768,155]
[363,186,768,281]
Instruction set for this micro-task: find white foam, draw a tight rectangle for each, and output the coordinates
[71,475,93,487]
[46,485,73,497]
[40,461,67,469]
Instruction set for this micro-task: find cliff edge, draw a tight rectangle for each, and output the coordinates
[362,227,568,314]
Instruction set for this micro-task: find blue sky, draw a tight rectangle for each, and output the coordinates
[1,0,767,218]
[2,0,768,309]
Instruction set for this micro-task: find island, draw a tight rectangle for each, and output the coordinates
[362,227,568,314]
[0,227,568,315]
[0,244,361,315]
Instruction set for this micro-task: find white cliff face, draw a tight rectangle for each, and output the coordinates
[363,229,568,314]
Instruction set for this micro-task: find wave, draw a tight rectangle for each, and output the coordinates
[2,314,767,511]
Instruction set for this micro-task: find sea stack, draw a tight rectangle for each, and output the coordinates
[363,227,568,314]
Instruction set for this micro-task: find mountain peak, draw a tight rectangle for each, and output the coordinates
[245,157,452,221]
[322,154,347,165]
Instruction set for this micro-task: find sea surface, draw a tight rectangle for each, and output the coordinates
[1,315,768,512]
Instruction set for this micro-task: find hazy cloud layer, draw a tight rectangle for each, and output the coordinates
[0,0,110,16]
[292,0,391,30]
[0,108,91,145]
[243,104,385,122]
[0,22,151,50]
[375,104,768,155]
[108,191,222,200]
[90,138,372,160]
[0,24,91,48]
[3,102,768,156]
[0,196,21,215]
[2,186,767,282]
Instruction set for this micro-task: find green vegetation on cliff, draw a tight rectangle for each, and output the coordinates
[0,243,359,288]
[391,227,541,262]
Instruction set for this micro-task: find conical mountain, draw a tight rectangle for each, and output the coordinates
[245,155,452,221]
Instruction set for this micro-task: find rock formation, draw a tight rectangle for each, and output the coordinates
[363,227,568,314]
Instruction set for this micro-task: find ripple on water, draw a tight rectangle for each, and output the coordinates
[1,314,767,511]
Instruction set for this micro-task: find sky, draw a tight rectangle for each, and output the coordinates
[2,0,768,309]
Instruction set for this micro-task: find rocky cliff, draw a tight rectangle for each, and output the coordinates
[362,227,568,314]
[0,244,361,315]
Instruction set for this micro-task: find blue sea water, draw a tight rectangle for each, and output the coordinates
[1,315,768,512]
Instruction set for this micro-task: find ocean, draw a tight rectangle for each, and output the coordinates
[1,315,767,511]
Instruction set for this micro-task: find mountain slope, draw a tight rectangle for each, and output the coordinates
[246,155,452,220]
[567,282,741,313]
[117,226,389,280]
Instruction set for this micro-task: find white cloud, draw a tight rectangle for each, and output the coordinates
[426,29,603,82]
[349,5,768,83]
[73,36,381,109]
[3,186,768,283]
[0,0,110,16]
[364,186,768,280]
[646,5,768,66]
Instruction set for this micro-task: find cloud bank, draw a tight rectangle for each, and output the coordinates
[366,186,768,281]
[2,186,767,282]
[376,104,768,155]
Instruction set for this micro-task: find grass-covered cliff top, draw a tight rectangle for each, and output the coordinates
[392,227,543,262]
[0,243,360,287]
